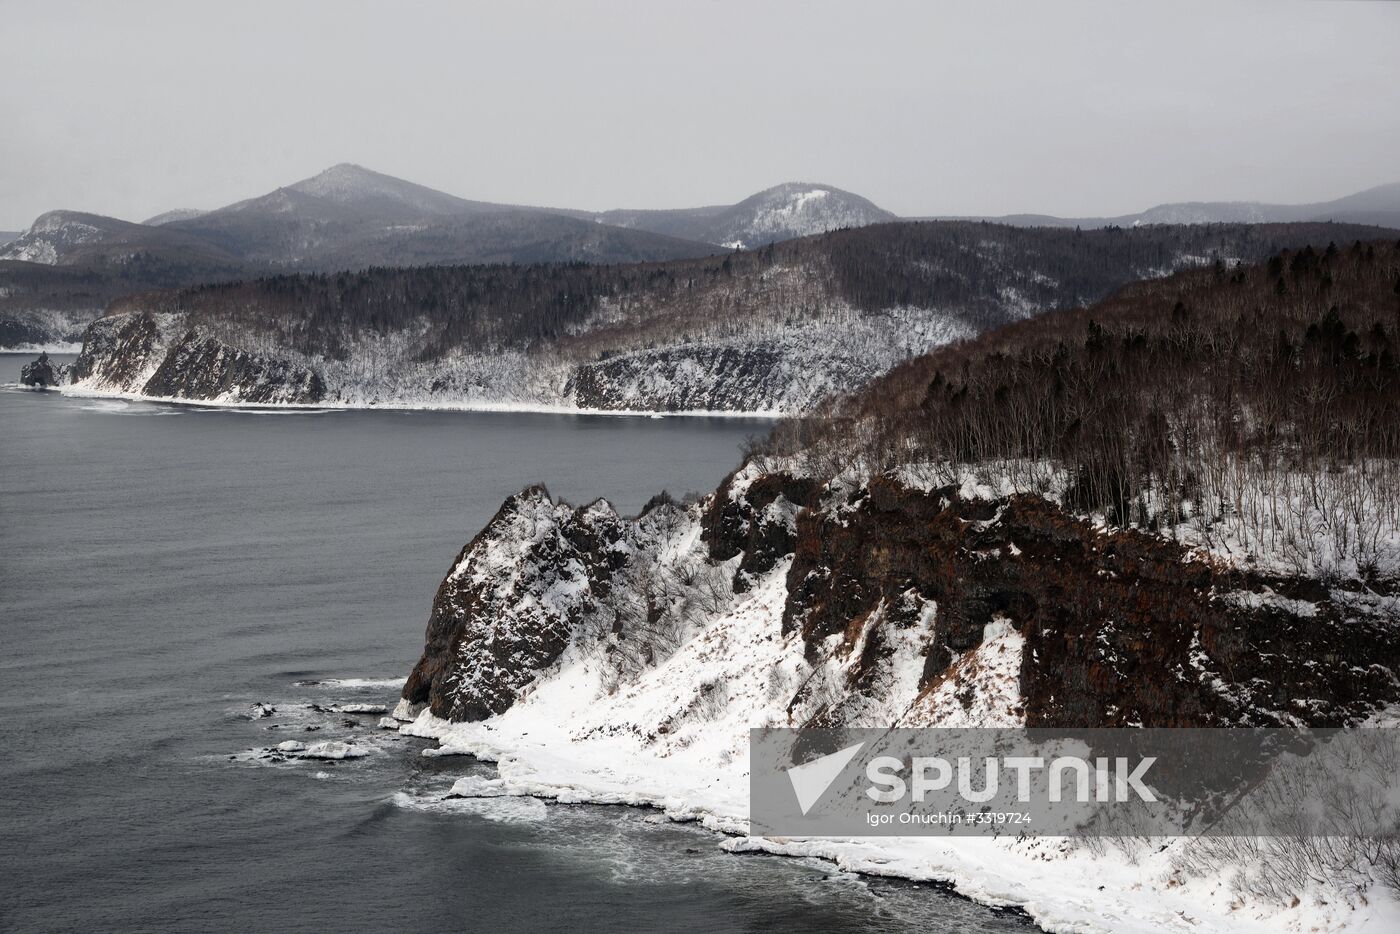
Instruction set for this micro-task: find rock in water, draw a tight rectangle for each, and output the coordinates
[20,352,69,388]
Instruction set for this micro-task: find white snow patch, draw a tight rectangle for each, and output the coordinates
[301,741,367,760]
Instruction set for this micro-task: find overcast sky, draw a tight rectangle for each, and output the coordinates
[1,0,1397,229]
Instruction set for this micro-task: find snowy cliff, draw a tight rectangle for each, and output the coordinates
[401,467,1399,730]
[395,464,1400,933]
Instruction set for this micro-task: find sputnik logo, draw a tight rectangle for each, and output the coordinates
[786,742,865,816]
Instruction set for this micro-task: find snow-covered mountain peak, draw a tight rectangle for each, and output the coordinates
[723,182,896,247]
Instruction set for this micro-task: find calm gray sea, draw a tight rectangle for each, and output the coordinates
[0,354,1028,933]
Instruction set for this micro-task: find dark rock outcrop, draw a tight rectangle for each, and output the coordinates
[71,312,170,387]
[782,477,1400,728]
[19,352,69,388]
[701,469,823,591]
[568,346,789,412]
[402,488,633,721]
[142,331,325,404]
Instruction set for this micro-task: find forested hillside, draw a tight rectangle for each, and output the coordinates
[68,220,1397,414]
[770,238,1400,580]
[122,221,1380,353]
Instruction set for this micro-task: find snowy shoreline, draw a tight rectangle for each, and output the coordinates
[53,383,785,419]
[397,708,1394,934]
[0,343,82,354]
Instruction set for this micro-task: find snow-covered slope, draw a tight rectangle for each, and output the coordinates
[61,304,972,414]
[714,182,897,247]
[394,466,1400,933]
[391,243,1400,925]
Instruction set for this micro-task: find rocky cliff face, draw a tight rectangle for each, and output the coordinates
[403,489,635,721]
[783,476,1399,728]
[400,465,1400,731]
[69,311,325,404]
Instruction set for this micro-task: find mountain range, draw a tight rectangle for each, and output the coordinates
[2,164,1397,351]
[10,163,1398,274]
[0,163,896,272]
[928,181,1400,230]
[0,165,899,348]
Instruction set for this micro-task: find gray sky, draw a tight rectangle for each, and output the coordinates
[2,0,1397,229]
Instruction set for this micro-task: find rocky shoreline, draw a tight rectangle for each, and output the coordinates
[390,463,1400,933]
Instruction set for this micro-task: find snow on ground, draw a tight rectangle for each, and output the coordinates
[59,381,783,418]
[886,457,1400,583]
[732,184,891,243]
[1,341,83,354]
[906,618,1025,727]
